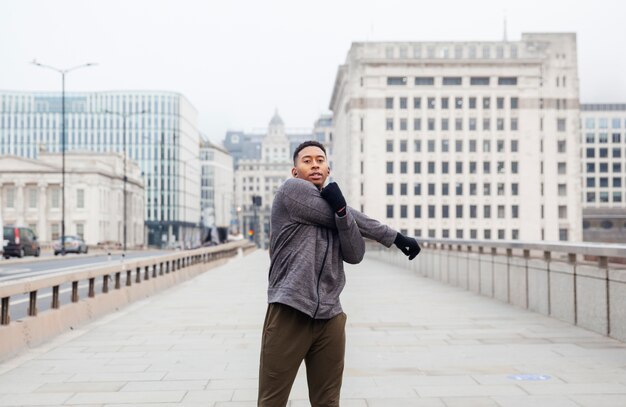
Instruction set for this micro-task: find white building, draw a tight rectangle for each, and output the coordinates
[234,112,293,247]
[0,90,201,248]
[200,139,234,232]
[580,104,626,242]
[0,151,144,246]
[330,33,582,242]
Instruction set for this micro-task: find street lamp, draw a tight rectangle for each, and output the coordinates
[104,109,148,252]
[31,60,97,255]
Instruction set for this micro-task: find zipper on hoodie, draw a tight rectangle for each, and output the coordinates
[313,229,330,318]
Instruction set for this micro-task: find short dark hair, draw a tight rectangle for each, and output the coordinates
[293,140,327,165]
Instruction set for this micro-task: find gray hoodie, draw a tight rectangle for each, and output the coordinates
[268,178,397,319]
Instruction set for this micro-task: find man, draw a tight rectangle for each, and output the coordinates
[258,140,421,406]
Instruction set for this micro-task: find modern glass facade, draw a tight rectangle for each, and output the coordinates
[0,91,201,248]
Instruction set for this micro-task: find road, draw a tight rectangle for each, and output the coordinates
[0,250,171,322]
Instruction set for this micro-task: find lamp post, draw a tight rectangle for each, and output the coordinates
[31,60,97,255]
[104,109,148,252]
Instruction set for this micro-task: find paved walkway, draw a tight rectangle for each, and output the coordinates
[1,250,626,406]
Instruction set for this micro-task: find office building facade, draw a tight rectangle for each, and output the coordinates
[580,104,626,243]
[0,90,201,247]
[330,33,582,241]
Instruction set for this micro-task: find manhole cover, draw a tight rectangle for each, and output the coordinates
[507,374,551,381]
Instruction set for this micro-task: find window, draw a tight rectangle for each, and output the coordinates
[456,162,463,174]
[51,188,60,209]
[483,162,491,174]
[51,223,60,241]
[586,148,595,158]
[484,230,491,239]
[400,119,407,131]
[497,161,505,174]
[76,189,85,209]
[498,77,517,85]
[428,183,435,195]
[469,162,477,174]
[614,178,622,188]
[387,77,407,86]
[414,205,421,218]
[442,205,449,218]
[400,161,407,173]
[385,97,394,109]
[413,97,422,109]
[511,140,519,152]
[512,183,518,195]
[28,188,38,209]
[441,97,449,109]
[386,140,393,152]
[386,161,393,174]
[558,205,567,219]
[470,205,477,218]
[587,178,595,187]
[483,205,491,218]
[511,118,518,131]
[483,140,491,152]
[483,97,490,109]
[415,77,435,86]
[400,205,407,218]
[441,118,449,131]
[455,182,463,195]
[512,205,519,218]
[557,140,567,153]
[497,118,504,131]
[400,183,407,195]
[427,97,436,109]
[455,97,463,109]
[469,140,477,152]
[428,118,435,131]
[414,183,421,195]
[413,118,422,130]
[399,97,407,109]
[498,183,505,195]
[428,205,435,217]
[386,205,394,218]
[558,162,566,175]
[558,184,567,196]
[483,183,491,196]
[6,187,15,208]
[455,118,463,131]
[511,97,519,109]
[442,183,449,196]
[414,140,421,152]
[469,97,476,109]
[386,118,394,130]
[428,140,435,153]
[511,162,518,174]
[470,183,477,195]
[469,118,477,131]
[414,162,421,173]
[443,77,462,86]
[483,118,490,130]
[557,118,566,132]
[441,139,449,152]
[559,228,568,241]
[587,163,595,173]
[76,223,84,239]
[455,140,463,152]
[497,97,505,109]
[470,77,489,86]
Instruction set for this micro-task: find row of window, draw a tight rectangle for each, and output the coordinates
[386,96,519,110]
[0,114,177,129]
[386,161,520,175]
[585,148,625,159]
[386,139,520,153]
[584,117,626,129]
[409,228,521,240]
[385,117,520,132]
[386,204,520,219]
[382,43,522,61]
[586,163,623,173]
[586,177,625,188]
[387,76,518,86]
[2,188,85,209]
[385,182,519,196]
[584,133,623,143]
[586,191,623,203]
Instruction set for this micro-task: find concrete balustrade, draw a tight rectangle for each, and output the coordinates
[367,238,626,342]
[0,240,255,361]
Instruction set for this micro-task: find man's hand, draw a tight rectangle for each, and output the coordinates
[321,182,347,217]
[394,232,421,260]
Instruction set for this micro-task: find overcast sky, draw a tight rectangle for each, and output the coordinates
[1,0,625,143]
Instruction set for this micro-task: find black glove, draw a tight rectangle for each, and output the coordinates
[394,232,421,260]
[321,182,347,217]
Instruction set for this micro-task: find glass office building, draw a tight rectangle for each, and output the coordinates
[0,90,201,247]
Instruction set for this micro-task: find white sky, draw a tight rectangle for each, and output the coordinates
[1,0,625,143]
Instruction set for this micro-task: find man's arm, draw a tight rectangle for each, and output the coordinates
[347,207,397,248]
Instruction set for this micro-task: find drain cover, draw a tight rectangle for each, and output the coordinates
[507,374,551,381]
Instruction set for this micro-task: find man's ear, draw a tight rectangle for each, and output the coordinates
[327,167,331,175]
[291,167,298,177]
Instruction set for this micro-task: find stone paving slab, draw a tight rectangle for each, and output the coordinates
[1,250,626,406]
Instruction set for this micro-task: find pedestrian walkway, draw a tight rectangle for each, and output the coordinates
[1,250,626,406]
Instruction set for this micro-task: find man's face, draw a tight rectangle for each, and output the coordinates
[292,146,329,189]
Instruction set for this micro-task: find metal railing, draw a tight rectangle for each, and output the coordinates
[367,238,626,342]
[0,240,255,326]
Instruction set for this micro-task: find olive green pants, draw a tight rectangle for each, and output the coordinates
[258,303,347,407]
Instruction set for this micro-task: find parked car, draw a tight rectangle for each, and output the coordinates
[53,235,88,255]
[2,226,41,259]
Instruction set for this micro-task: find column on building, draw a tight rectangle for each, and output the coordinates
[15,181,25,226]
[37,181,48,241]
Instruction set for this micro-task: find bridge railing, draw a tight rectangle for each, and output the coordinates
[366,238,626,342]
[0,240,255,361]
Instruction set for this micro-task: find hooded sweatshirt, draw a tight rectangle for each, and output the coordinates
[267,178,397,319]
